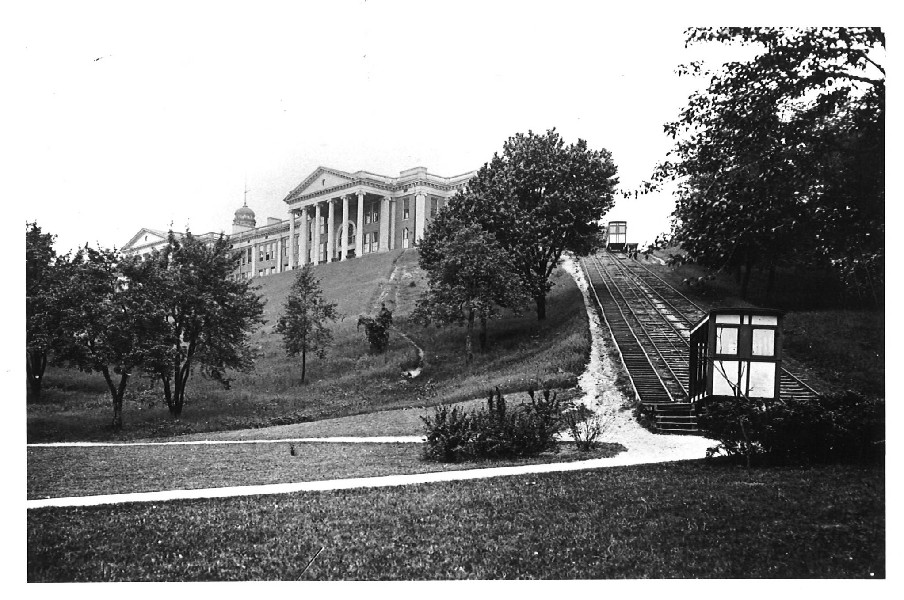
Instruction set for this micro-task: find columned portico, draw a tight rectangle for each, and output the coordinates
[356,191,365,256]
[289,210,296,269]
[415,191,427,242]
[313,203,321,265]
[299,208,308,267]
[380,196,390,252]
[327,199,336,262]
[341,195,349,260]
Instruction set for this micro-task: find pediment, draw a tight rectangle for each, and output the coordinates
[284,166,356,202]
[121,228,170,252]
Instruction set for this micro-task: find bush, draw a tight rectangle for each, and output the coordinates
[421,387,567,462]
[698,391,884,465]
[562,404,610,451]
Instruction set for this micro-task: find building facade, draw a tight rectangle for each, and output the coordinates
[122,166,476,279]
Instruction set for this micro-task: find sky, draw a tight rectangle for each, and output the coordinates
[6,1,893,255]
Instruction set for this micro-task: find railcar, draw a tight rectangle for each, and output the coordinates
[689,308,783,405]
[606,221,627,252]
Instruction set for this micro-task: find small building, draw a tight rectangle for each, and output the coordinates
[689,308,783,404]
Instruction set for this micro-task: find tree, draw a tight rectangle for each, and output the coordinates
[413,219,528,363]
[357,303,393,353]
[53,247,166,430]
[442,129,618,319]
[276,265,339,383]
[26,222,59,399]
[146,231,266,418]
[657,27,884,302]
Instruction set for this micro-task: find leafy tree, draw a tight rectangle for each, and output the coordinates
[145,231,266,418]
[441,129,618,319]
[26,222,60,399]
[53,247,166,430]
[413,220,528,363]
[657,27,884,302]
[357,303,393,353]
[276,265,340,383]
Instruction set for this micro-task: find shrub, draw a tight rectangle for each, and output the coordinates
[357,304,393,354]
[698,391,884,465]
[421,387,567,462]
[562,404,610,451]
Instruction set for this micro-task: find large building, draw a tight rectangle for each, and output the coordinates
[122,165,476,278]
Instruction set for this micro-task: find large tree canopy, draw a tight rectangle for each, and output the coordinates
[441,129,618,319]
[146,232,266,417]
[26,222,59,399]
[657,27,884,302]
[414,218,528,362]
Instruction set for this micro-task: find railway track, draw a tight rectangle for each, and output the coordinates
[580,251,820,434]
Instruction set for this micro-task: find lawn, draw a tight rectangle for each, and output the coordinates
[28,249,590,442]
[27,441,624,500]
[27,460,884,580]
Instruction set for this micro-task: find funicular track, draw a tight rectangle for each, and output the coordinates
[580,252,820,434]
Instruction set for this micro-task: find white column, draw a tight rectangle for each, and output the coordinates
[388,200,395,250]
[288,209,296,269]
[250,242,257,276]
[356,191,365,256]
[379,196,390,252]
[415,191,427,242]
[313,203,321,265]
[299,208,308,268]
[341,195,349,261]
[277,235,283,272]
[327,199,336,262]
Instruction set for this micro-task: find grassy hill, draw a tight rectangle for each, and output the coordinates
[29,249,589,442]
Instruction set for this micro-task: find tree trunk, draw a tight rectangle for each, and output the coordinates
[740,252,753,300]
[479,314,488,352]
[101,366,129,431]
[26,349,46,400]
[465,309,475,364]
[765,259,777,302]
[301,349,307,383]
[161,375,173,410]
[535,293,547,321]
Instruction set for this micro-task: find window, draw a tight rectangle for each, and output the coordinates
[716,326,738,355]
[365,210,371,225]
[752,329,775,356]
[259,247,264,262]
[247,248,252,263]
[402,227,410,249]
[403,198,410,220]
[372,208,379,223]
[372,231,379,252]
[270,266,276,275]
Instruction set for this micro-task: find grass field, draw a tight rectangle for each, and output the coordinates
[28,249,589,442]
[27,441,624,500]
[27,460,884,580]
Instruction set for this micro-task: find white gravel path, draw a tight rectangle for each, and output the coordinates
[27,254,715,509]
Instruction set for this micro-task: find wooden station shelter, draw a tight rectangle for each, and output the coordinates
[689,308,784,404]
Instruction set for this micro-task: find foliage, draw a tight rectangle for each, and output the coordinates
[357,303,393,353]
[51,246,167,429]
[657,28,884,302]
[143,231,266,418]
[26,222,61,399]
[440,129,618,319]
[562,403,610,451]
[415,220,529,362]
[698,391,884,465]
[421,387,567,462]
[275,265,340,383]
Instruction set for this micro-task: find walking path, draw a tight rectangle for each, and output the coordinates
[27,254,715,510]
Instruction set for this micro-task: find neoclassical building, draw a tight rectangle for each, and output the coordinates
[122,166,476,279]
